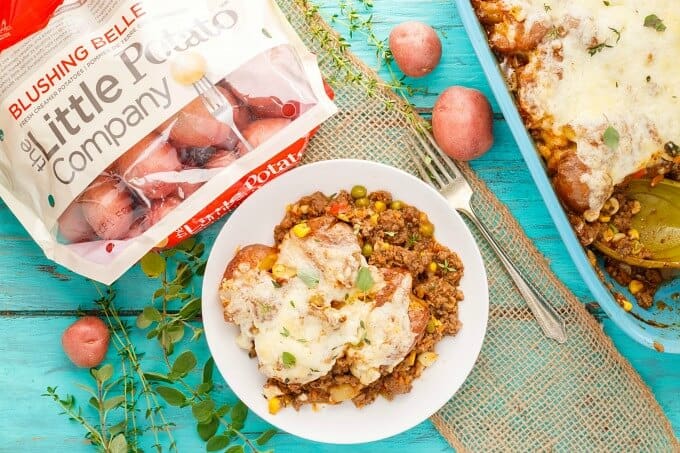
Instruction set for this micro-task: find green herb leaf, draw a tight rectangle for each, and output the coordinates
[196,382,213,394]
[136,311,152,329]
[206,434,230,451]
[191,400,215,423]
[262,27,272,38]
[155,386,187,407]
[603,126,620,150]
[143,372,172,383]
[109,433,128,453]
[93,364,113,383]
[202,357,215,384]
[171,351,197,377]
[178,298,202,320]
[143,306,162,322]
[298,269,320,288]
[271,280,282,288]
[257,428,278,445]
[289,300,296,308]
[197,417,219,441]
[89,396,100,410]
[356,267,374,292]
[644,14,666,32]
[103,395,126,411]
[226,446,245,453]
[140,252,166,278]
[280,326,290,337]
[230,401,248,430]
[282,352,296,368]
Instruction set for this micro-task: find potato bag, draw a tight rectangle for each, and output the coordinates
[0,0,336,283]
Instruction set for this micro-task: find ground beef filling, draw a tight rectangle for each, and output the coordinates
[267,189,464,410]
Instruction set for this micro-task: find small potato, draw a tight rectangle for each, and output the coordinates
[205,149,238,169]
[247,96,299,120]
[169,87,242,147]
[240,118,291,151]
[432,86,494,161]
[147,196,182,227]
[114,133,182,199]
[389,21,442,78]
[553,151,591,213]
[57,202,97,243]
[80,176,135,240]
[224,244,277,279]
[62,316,110,368]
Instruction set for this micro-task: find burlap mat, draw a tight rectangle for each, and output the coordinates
[280,1,680,451]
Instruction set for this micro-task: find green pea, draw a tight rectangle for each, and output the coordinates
[351,185,367,199]
[389,200,403,210]
[355,197,370,207]
[361,243,373,257]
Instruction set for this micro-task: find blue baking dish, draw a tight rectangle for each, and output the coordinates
[454,0,680,353]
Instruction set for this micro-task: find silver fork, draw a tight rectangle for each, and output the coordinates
[193,76,253,153]
[410,130,567,343]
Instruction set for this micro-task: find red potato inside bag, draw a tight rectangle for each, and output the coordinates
[0,0,336,284]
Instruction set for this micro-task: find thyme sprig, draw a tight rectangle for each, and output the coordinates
[46,239,275,452]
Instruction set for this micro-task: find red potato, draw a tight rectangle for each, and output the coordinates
[389,21,442,78]
[247,96,299,120]
[432,86,494,161]
[57,202,97,243]
[114,133,182,199]
[126,197,182,239]
[80,176,135,240]
[205,149,238,169]
[238,118,291,152]
[62,316,110,368]
[168,87,246,148]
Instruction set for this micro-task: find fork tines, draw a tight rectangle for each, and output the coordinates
[194,76,229,114]
[410,129,461,190]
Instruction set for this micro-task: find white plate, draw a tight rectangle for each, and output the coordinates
[202,159,489,444]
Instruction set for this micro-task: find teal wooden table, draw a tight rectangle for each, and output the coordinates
[1,1,678,451]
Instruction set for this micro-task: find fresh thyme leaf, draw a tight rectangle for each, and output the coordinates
[298,269,320,288]
[543,3,551,12]
[609,27,621,43]
[587,41,612,56]
[437,259,457,273]
[256,428,278,445]
[171,351,197,377]
[603,0,610,5]
[356,266,374,292]
[644,14,666,32]
[603,126,620,150]
[281,326,290,337]
[290,300,296,308]
[271,279,282,288]
[205,434,229,451]
[282,352,297,368]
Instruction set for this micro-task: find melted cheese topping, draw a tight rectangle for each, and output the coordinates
[503,0,680,210]
[219,221,418,386]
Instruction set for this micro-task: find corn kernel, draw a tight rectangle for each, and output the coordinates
[370,213,379,225]
[258,253,278,271]
[628,229,640,240]
[601,229,614,242]
[630,200,642,215]
[428,262,437,273]
[611,233,626,243]
[268,397,282,415]
[598,214,611,223]
[374,201,386,213]
[380,242,391,251]
[300,204,310,214]
[426,316,442,333]
[622,300,633,312]
[272,264,296,279]
[405,351,417,367]
[417,352,438,367]
[292,222,311,238]
[337,213,350,222]
[629,279,644,295]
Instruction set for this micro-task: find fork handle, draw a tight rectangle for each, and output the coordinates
[459,208,568,344]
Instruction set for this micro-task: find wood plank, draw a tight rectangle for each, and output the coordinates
[0,316,450,452]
